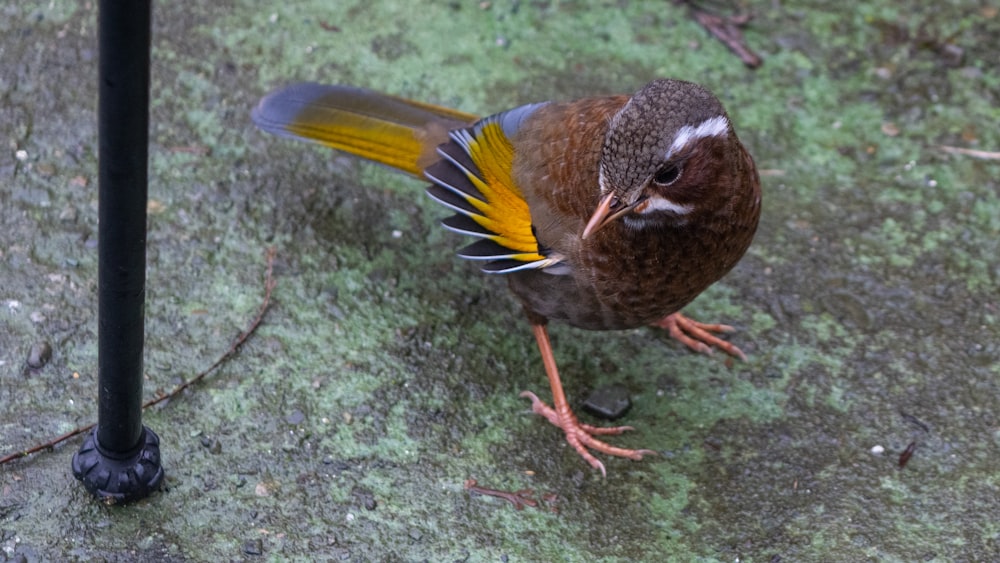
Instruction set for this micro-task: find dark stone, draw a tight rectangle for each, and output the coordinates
[243,539,263,556]
[582,384,632,420]
[26,341,52,369]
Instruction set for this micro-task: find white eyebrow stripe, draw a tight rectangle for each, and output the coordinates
[597,166,610,195]
[668,115,730,156]
[638,195,694,215]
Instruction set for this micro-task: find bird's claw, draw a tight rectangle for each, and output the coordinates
[520,391,657,477]
[654,311,747,361]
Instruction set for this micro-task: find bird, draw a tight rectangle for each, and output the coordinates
[251,79,761,475]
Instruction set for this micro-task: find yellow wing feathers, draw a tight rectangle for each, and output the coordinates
[427,105,567,273]
[452,123,541,256]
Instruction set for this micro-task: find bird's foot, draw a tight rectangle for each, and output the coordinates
[653,311,747,361]
[520,391,656,477]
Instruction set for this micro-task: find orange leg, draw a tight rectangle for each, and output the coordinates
[653,311,747,361]
[520,321,656,476]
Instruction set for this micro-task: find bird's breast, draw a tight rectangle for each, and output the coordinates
[506,223,736,330]
[501,95,759,331]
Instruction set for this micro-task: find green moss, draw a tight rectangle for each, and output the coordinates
[3,0,999,560]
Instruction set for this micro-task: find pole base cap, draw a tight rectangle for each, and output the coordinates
[72,425,164,504]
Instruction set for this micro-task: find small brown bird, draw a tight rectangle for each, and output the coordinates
[252,79,761,475]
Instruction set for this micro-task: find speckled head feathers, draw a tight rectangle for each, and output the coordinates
[599,79,729,197]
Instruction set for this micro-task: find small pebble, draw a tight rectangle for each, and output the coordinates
[243,539,263,556]
[353,488,377,511]
[59,205,78,223]
[939,43,964,67]
[27,341,52,368]
[286,409,305,425]
[582,384,632,420]
[870,445,884,455]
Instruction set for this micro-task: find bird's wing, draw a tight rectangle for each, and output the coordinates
[425,104,566,274]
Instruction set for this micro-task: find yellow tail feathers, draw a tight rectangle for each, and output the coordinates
[251,83,477,177]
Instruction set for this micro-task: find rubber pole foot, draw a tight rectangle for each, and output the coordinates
[72,425,164,504]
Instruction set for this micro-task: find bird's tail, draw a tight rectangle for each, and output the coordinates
[251,82,478,177]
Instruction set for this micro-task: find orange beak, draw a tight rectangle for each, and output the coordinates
[582,193,635,239]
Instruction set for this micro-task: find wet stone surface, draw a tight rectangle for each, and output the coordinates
[1,1,998,561]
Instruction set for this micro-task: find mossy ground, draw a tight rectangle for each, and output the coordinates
[2,1,998,561]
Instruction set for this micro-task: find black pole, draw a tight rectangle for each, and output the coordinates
[72,0,164,504]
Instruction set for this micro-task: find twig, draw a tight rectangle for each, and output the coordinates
[464,478,560,512]
[899,411,930,433]
[0,248,277,465]
[464,479,538,510]
[898,441,917,468]
[938,145,1000,160]
[141,247,276,412]
[681,1,763,68]
[0,426,94,465]
[167,145,212,156]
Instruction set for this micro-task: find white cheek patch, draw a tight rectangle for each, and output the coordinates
[668,115,729,157]
[636,195,694,215]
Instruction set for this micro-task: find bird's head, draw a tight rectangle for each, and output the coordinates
[583,79,755,239]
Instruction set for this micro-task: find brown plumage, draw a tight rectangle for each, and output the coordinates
[252,79,761,475]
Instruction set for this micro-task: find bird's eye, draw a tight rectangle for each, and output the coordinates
[653,164,681,186]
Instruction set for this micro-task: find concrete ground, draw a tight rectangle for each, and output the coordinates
[2,1,998,561]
